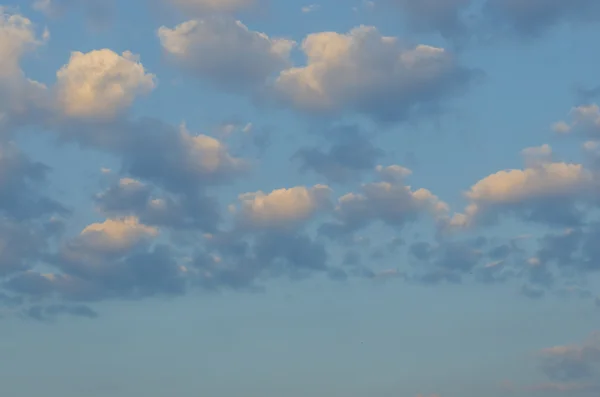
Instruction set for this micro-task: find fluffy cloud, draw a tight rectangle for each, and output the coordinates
[158,17,294,89]
[33,0,115,26]
[0,8,50,135]
[539,332,600,382]
[274,26,475,122]
[94,178,221,231]
[0,6,46,77]
[54,49,156,120]
[321,165,448,236]
[390,0,600,38]
[74,216,159,255]
[451,145,597,228]
[0,142,68,220]
[553,104,600,137]
[235,184,332,229]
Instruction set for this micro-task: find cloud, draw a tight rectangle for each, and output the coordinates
[390,0,471,38]
[54,49,156,120]
[274,25,475,123]
[73,216,159,256]
[0,219,62,277]
[158,17,295,89]
[539,332,600,382]
[7,243,188,302]
[234,184,332,230]
[484,0,600,37]
[450,145,597,228]
[165,0,256,14]
[293,125,384,183]
[32,0,115,27]
[553,104,600,137]
[0,141,68,220]
[0,8,50,136]
[94,178,221,232]
[321,165,448,236]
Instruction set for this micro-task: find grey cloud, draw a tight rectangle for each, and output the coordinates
[6,244,187,304]
[94,179,221,232]
[485,0,600,37]
[406,237,522,285]
[0,142,68,220]
[0,218,64,277]
[539,334,600,382]
[191,230,331,291]
[57,118,246,195]
[293,126,384,184]
[389,0,600,40]
[158,17,293,90]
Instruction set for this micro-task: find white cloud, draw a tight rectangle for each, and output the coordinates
[450,160,596,228]
[178,123,246,178]
[54,49,156,120]
[158,17,294,89]
[78,216,158,254]
[236,184,332,229]
[274,25,473,122]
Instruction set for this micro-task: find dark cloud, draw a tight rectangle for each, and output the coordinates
[94,179,221,232]
[293,126,384,184]
[485,0,600,37]
[389,0,600,40]
[0,142,68,220]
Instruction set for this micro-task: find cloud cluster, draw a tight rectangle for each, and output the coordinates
[0,2,599,326]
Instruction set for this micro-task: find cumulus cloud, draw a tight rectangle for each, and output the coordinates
[0,8,50,135]
[450,146,597,228]
[74,216,159,255]
[321,165,448,236]
[235,184,332,229]
[54,49,156,120]
[94,177,221,231]
[553,104,600,137]
[274,26,475,122]
[158,17,294,89]
[0,6,47,77]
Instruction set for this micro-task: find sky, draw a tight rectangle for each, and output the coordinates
[1,0,600,396]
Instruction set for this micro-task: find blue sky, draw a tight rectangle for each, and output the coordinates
[1,0,600,396]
